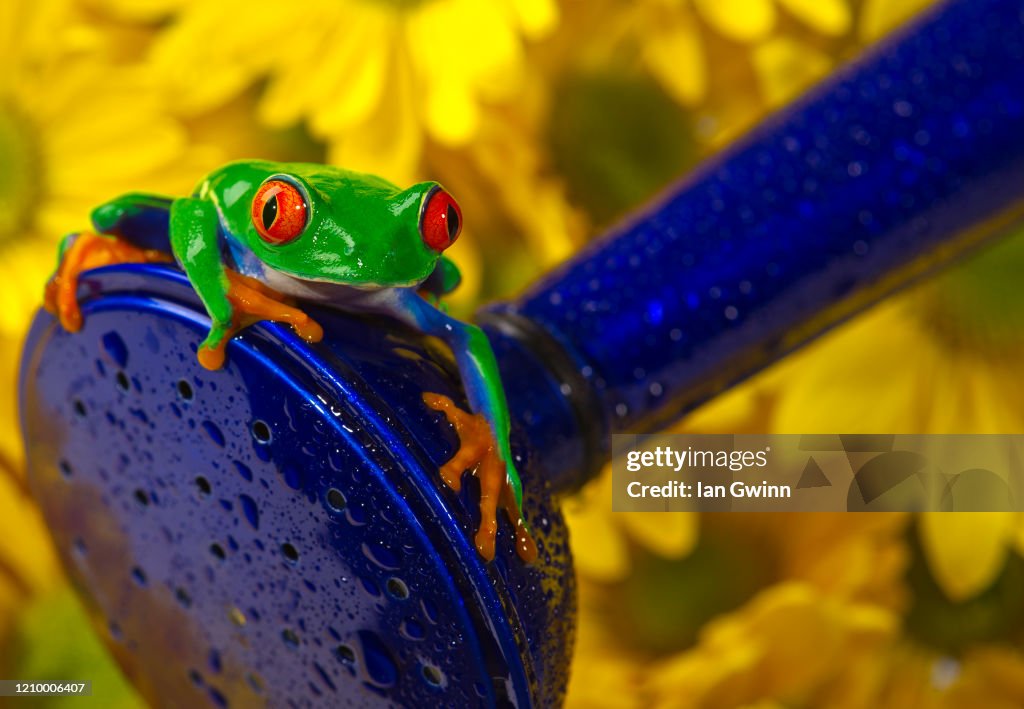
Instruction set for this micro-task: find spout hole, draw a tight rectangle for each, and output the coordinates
[386,577,409,600]
[252,420,272,444]
[115,371,130,392]
[334,644,356,664]
[326,488,346,512]
[281,543,299,563]
[177,379,194,401]
[421,664,444,687]
[176,587,192,608]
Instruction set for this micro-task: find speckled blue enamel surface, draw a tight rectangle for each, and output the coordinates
[495,0,1024,471]
[20,267,574,708]
[18,0,1024,706]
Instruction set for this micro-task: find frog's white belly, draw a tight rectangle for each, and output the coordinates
[259,265,379,307]
[221,236,379,307]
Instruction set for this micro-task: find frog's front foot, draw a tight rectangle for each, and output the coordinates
[196,270,324,371]
[44,232,172,332]
[422,392,537,563]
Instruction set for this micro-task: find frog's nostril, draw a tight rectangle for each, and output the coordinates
[420,188,462,252]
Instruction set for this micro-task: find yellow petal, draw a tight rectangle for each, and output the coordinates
[859,0,934,42]
[772,303,930,433]
[511,0,558,39]
[678,377,770,434]
[85,0,186,20]
[919,512,1014,601]
[752,37,832,108]
[424,81,480,146]
[562,472,631,582]
[283,13,390,133]
[0,239,60,338]
[45,121,186,185]
[567,583,646,708]
[777,0,851,36]
[620,512,698,559]
[407,1,516,143]
[643,15,706,106]
[327,45,422,185]
[0,466,62,596]
[0,333,31,472]
[693,0,776,43]
[149,0,277,114]
[647,584,894,706]
[524,184,582,265]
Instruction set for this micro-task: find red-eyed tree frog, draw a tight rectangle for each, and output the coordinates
[44,160,536,562]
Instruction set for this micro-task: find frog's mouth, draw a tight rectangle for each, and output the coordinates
[256,263,425,306]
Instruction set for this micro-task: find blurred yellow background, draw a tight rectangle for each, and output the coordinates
[6,0,1024,706]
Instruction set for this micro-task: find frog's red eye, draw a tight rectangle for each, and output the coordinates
[252,180,308,244]
[420,187,462,252]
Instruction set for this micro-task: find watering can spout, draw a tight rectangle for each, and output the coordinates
[486,0,1024,493]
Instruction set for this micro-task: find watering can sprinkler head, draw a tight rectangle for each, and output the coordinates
[21,267,575,707]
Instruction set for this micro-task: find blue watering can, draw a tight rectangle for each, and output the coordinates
[19,0,1024,705]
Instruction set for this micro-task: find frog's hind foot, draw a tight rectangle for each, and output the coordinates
[422,392,538,563]
[44,232,172,332]
[196,270,324,371]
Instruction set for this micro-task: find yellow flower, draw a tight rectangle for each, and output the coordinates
[149,0,557,183]
[644,583,896,708]
[631,0,941,150]
[764,220,1024,707]
[429,99,586,290]
[76,0,188,23]
[860,0,936,43]
[563,473,698,582]
[772,225,1024,602]
[751,36,832,108]
[694,0,851,43]
[630,0,849,122]
[0,467,62,640]
[827,538,1024,707]
[565,513,908,707]
[0,47,222,469]
[0,0,228,660]
[564,381,771,582]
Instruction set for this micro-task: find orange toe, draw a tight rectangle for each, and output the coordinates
[423,392,538,563]
[45,233,170,333]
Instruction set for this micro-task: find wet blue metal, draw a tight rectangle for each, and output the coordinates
[17,0,1024,706]
[21,266,574,708]
[490,0,1024,491]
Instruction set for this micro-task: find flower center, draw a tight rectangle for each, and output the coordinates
[904,525,1024,654]
[603,521,777,656]
[909,228,1024,353]
[548,70,698,229]
[0,99,41,244]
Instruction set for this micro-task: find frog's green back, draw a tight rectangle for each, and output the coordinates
[198,160,443,288]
